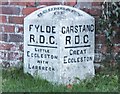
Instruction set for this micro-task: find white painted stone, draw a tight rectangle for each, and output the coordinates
[24,5,95,85]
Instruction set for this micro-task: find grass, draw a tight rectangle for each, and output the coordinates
[2,66,119,92]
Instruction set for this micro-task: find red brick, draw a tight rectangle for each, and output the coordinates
[112,31,120,44]
[92,2,102,6]
[18,26,24,33]
[10,2,27,6]
[26,2,36,7]
[9,16,24,24]
[0,25,2,32]
[25,0,36,6]
[0,34,8,42]
[112,27,120,32]
[2,7,20,15]
[19,44,23,51]
[4,25,15,32]
[0,43,14,50]
[95,35,106,44]
[40,0,77,6]
[8,52,19,60]
[95,44,100,50]
[113,39,120,44]
[64,0,77,6]
[113,46,120,53]
[81,8,90,13]
[9,34,23,42]
[40,0,59,6]
[0,16,7,23]
[0,1,8,5]
[89,8,102,16]
[82,8,102,16]
[100,45,107,54]
[10,2,36,7]
[0,25,4,32]
[22,7,38,15]
[19,56,23,61]
[0,34,7,42]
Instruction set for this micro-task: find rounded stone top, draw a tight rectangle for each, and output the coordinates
[24,5,94,21]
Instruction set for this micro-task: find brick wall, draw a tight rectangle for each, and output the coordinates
[0,1,119,68]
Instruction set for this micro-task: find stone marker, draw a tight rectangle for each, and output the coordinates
[24,5,95,85]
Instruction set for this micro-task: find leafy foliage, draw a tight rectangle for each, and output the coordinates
[97,2,120,64]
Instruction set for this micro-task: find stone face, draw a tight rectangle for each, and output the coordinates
[24,5,95,85]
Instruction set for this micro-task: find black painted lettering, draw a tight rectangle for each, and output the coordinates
[75,25,78,33]
[66,27,69,33]
[35,25,39,32]
[30,34,35,43]
[86,25,91,32]
[79,25,82,32]
[40,26,44,32]
[52,26,56,33]
[42,66,44,70]
[46,26,51,33]
[52,67,55,71]
[49,36,55,44]
[66,36,71,45]
[64,56,67,64]
[31,53,33,57]
[49,67,52,71]
[68,58,71,63]
[70,26,73,32]
[27,51,30,57]
[51,55,53,59]
[75,35,79,44]
[69,49,73,55]
[43,10,47,13]
[28,64,31,69]
[45,67,48,71]
[37,13,43,17]
[29,24,33,31]
[61,26,65,34]
[82,25,86,32]
[39,35,45,43]
[39,66,41,70]
[83,35,89,43]
[91,24,94,32]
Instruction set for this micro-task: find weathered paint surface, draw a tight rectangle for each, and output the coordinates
[24,5,95,84]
